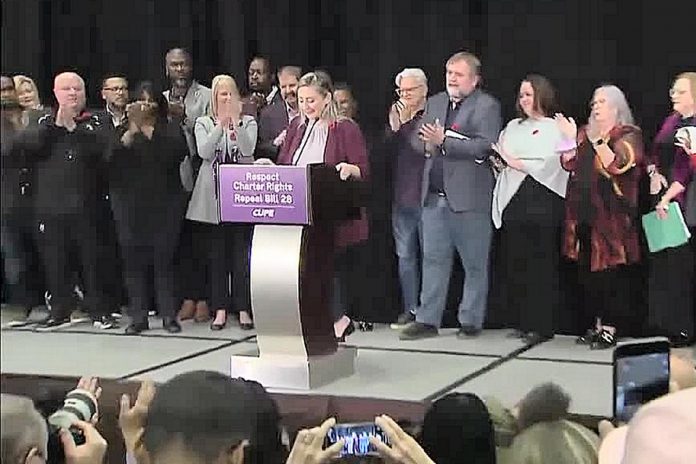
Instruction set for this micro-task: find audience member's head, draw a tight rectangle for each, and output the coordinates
[1,394,49,464]
[248,56,272,94]
[13,75,41,110]
[1,75,17,100]
[420,393,496,464]
[165,48,193,88]
[334,82,358,120]
[101,73,129,112]
[143,371,273,464]
[297,71,339,123]
[277,66,301,109]
[53,72,86,114]
[600,387,696,464]
[510,383,599,464]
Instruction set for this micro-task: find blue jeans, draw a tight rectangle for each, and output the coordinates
[392,205,421,314]
[417,194,492,329]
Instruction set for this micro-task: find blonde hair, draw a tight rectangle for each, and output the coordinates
[209,74,240,118]
[674,71,696,107]
[13,75,41,109]
[297,71,343,124]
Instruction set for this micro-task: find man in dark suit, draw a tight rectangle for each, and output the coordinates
[256,65,301,162]
[400,51,501,340]
[242,56,281,118]
[95,74,128,129]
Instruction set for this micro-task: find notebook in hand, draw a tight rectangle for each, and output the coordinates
[641,202,692,253]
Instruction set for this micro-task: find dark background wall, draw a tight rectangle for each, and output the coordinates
[2,0,693,326]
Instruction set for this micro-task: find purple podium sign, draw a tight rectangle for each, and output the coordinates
[218,165,311,225]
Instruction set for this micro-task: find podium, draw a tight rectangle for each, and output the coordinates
[218,164,363,389]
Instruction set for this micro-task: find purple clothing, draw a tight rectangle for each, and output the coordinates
[651,113,696,208]
[390,112,425,208]
[672,149,694,208]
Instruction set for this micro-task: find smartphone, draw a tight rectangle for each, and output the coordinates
[325,422,389,457]
[613,338,670,423]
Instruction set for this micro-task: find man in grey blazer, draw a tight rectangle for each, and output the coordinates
[400,51,501,340]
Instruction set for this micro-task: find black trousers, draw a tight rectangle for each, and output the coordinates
[648,232,695,338]
[498,222,560,338]
[194,223,251,314]
[35,212,108,319]
[120,224,182,324]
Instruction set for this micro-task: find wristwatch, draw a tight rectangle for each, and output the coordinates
[592,138,605,147]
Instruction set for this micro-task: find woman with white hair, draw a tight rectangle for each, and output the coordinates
[184,74,257,331]
[558,84,645,349]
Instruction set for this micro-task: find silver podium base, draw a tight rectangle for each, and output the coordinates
[230,347,358,390]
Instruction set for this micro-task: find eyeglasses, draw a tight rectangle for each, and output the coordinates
[396,85,423,96]
[669,88,687,97]
[104,86,128,93]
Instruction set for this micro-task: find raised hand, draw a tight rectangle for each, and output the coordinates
[119,380,156,454]
[369,415,435,464]
[285,417,344,464]
[554,113,578,140]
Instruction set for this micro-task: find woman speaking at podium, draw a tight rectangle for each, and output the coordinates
[257,71,369,341]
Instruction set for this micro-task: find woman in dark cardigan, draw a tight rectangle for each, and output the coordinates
[648,72,696,347]
[264,71,369,341]
[109,81,189,334]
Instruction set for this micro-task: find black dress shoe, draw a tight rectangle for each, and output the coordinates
[457,325,482,338]
[125,321,149,335]
[522,332,553,344]
[590,329,616,350]
[163,318,182,333]
[239,321,255,331]
[669,331,694,348]
[336,321,355,342]
[576,328,599,345]
[399,322,438,340]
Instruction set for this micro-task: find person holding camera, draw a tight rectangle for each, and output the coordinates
[0,376,107,464]
[109,81,190,335]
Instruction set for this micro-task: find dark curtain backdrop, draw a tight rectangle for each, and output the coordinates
[2,0,693,327]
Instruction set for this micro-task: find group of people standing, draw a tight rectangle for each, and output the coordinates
[386,52,695,349]
[1,48,694,349]
[1,48,365,341]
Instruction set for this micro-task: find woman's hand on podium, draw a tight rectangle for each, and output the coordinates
[286,417,344,464]
[254,158,276,166]
[336,162,361,181]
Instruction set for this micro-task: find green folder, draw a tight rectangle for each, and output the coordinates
[641,202,692,253]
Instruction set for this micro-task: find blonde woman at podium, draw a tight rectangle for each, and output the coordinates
[257,71,370,341]
[186,74,258,332]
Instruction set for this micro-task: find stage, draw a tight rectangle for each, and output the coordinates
[2,305,693,462]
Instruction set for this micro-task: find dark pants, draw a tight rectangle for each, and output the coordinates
[195,223,251,314]
[177,219,208,302]
[120,226,181,324]
[1,207,44,309]
[35,212,108,319]
[648,232,695,338]
[499,222,560,338]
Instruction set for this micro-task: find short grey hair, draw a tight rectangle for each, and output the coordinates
[1,394,48,463]
[446,51,481,76]
[395,68,428,89]
[589,84,635,131]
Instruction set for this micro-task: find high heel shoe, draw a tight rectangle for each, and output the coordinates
[210,310,227,331]
[239,311,254,331]
[590,329,616,350]
[336,321,356,342]
[576,328,599,345]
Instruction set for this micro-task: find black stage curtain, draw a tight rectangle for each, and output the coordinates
[2,0,692,328]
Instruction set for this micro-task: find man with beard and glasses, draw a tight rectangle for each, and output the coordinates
[256,65,301,162]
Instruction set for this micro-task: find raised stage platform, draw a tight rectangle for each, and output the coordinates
[2,306,693,462]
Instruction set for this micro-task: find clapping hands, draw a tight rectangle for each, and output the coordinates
[554,113,578,140]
